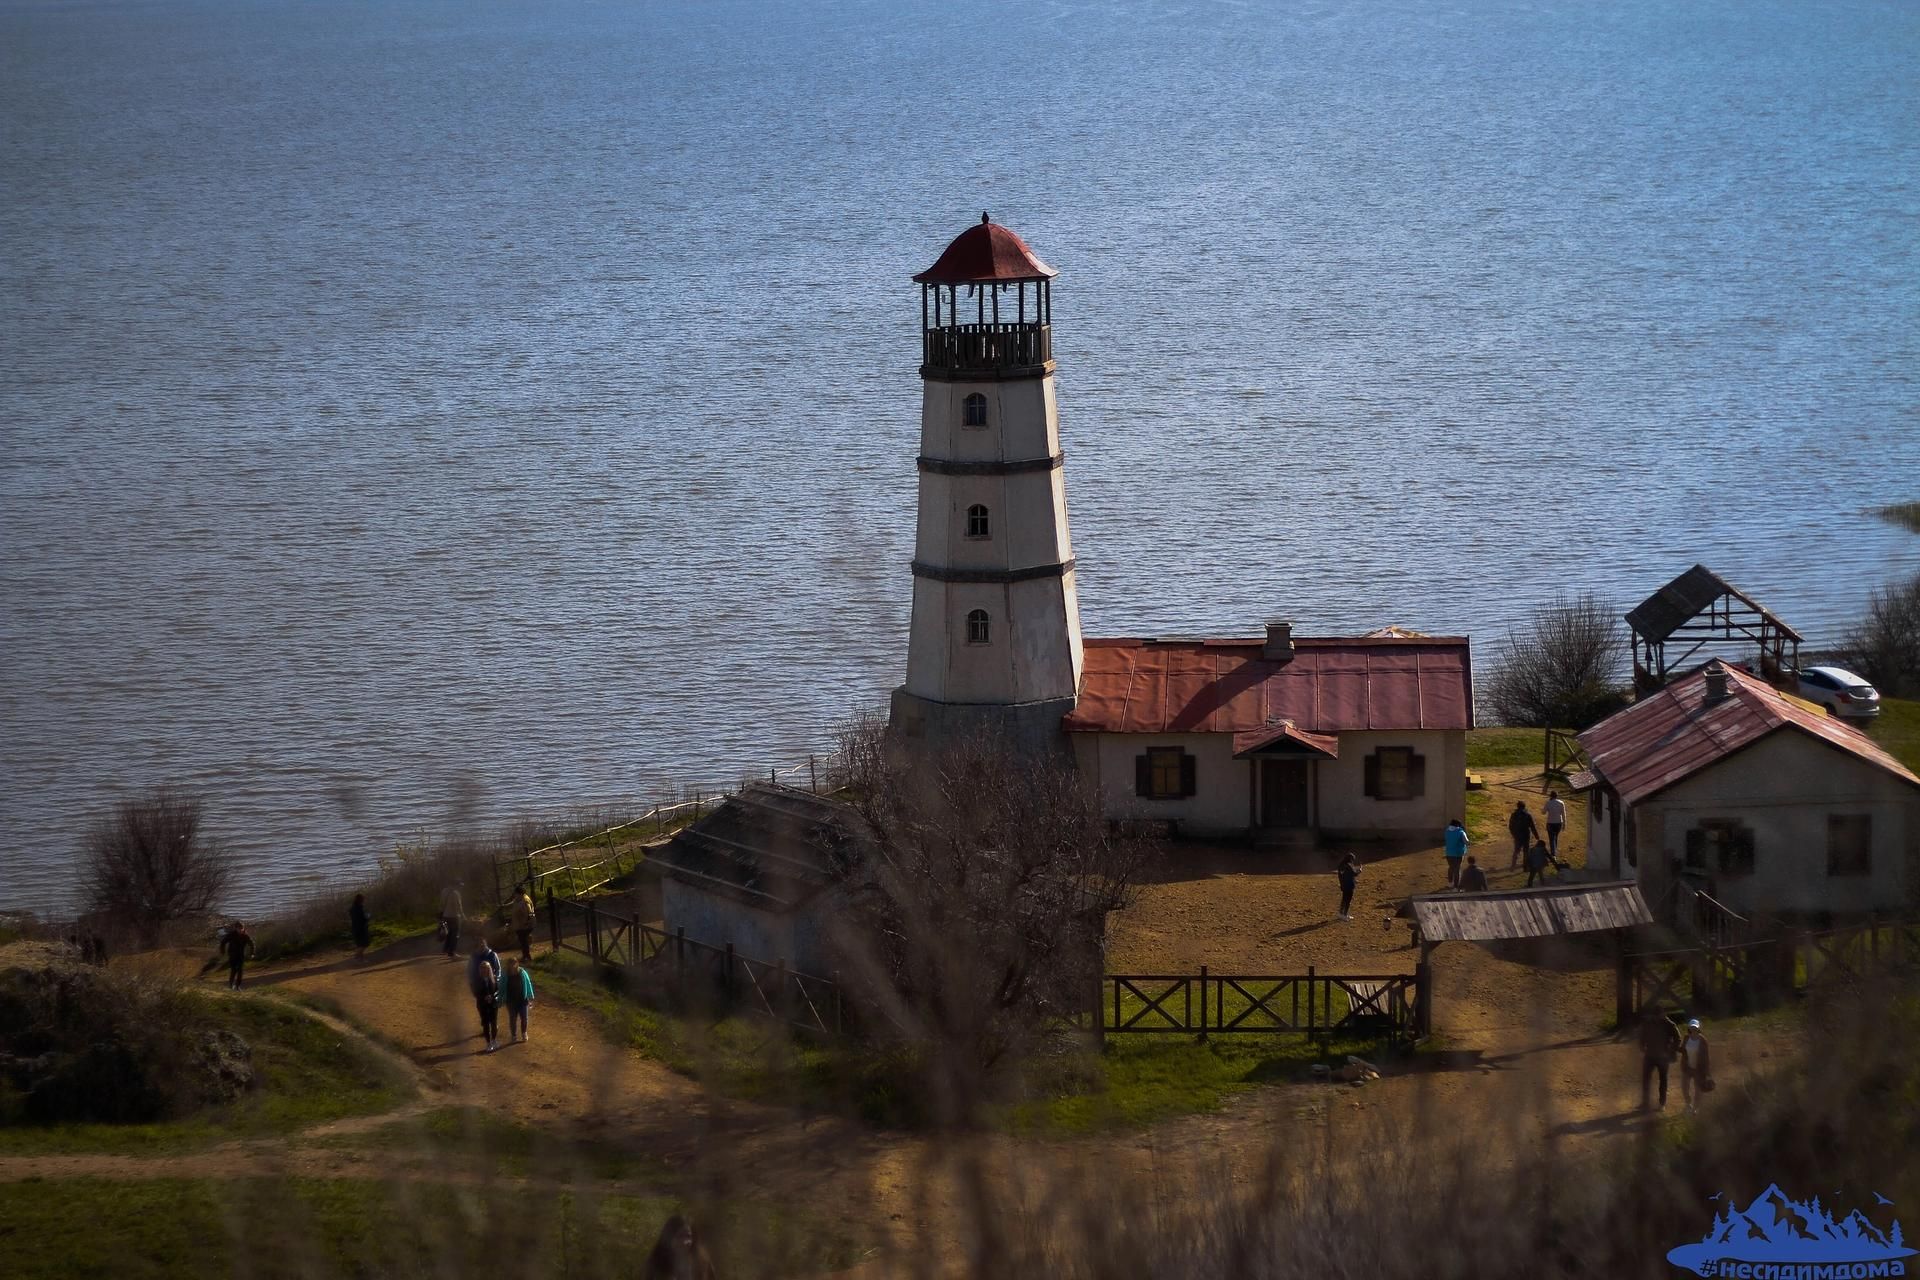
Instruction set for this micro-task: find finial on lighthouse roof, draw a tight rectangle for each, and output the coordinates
[914,214,1058,285]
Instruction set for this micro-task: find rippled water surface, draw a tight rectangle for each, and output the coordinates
[3,0,1917,912]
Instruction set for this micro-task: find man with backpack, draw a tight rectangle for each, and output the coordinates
[468,937,502,1052]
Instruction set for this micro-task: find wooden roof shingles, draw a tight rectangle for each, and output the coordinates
[1411,882,1653,943]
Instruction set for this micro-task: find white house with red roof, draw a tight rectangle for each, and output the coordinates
[1060,624,1473,841]
[1575,660,1919,923]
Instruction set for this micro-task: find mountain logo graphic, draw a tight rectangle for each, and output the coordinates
[1668,1185,1916,1276]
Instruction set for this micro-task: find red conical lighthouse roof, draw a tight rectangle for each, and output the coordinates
[913,213,1058,284]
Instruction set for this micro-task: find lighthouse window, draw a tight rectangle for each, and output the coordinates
[965,610,991,644]
[962,393,988,428]
[965,505,990,539]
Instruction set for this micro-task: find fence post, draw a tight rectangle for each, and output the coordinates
[676,926,686,978]
[769,766,776,785]
[1093,972,1106,1052]
[1308,964,1317,1038]
[724,943,736,1002]
[1417,948,1435,1038]
[776,957,789,1023]
[809,755,818,794]
[694,790,702,821]
[1197,964,1208,1042]
[1615,948,1633,1027]
[547,887,557,953]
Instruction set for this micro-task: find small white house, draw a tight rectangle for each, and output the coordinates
[1574,660,1919,924]
[1060,625,1472,841]
[647,784,852,977]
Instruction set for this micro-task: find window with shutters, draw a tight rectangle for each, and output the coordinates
[965,504,990,539]
[1362,746,1426,801]
[965,609,990,645]
[1135,747,1196,800]
[1684,819,1754,876]
[1827,814,1872,877]
[962,393,988,428]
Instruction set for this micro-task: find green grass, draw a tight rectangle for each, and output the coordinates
[255,913,436,964]
[0,992,414,1156]
[320,1105,668,1183]
[1465,726,1563,771]
[0,1175,860,1279]
[1866,696,1920,774]
[999,1032,1384,1134]
[529,951,906,1119]
[538,951,1391,1135]
[1874,501,1920,534]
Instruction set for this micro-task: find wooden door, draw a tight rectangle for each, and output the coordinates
[1260,759,1311,828]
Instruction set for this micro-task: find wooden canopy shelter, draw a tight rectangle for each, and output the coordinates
[1624,565,1802,694]
[1409,881,1654,944]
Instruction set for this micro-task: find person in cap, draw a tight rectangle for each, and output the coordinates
[1679,1018,1713,1111]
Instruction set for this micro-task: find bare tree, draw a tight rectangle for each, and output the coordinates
[82,786,233,946]
[1842,571,1920,698]
[827,715,1145,1121]
[1482,593,1630,729]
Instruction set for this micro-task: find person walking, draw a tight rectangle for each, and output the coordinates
[1679,1018,1713,1112]
[500,955,535,1043]
[1508,802,1540,869]
[348,893,372,959]
[1524,838,1552,887]
[1638,1010,1682,1110]
[220,922,255,990]
[1335,854,1360,922]
[509,885,536,962]
[439,885,464,959]
[1459,855,1489,892]
[469,937,502,1052]
[1544,790,1568,861]
[1443,819,1470,888]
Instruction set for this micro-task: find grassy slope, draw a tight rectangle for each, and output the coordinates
[0,1175,858,1280]
[1865,695,1920,772]
[1464,727,1565,771]
[0,991,414,1156]
[536,950,1386,1135]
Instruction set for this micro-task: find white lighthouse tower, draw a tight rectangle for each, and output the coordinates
[889,214,1084,748]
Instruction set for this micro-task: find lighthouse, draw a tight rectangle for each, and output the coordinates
[889,215,1085,749]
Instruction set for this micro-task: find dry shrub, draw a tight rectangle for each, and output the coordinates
[81,785,233,947]
[828,715,1147,1124]
[1482,593,1631,729]
[1843,571,1920,697]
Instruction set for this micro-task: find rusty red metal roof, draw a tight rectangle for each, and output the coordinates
[1062,636,1473,735]
[1231,721,1340,758]
[913,214,1058,285]
[1577,664,1919,807]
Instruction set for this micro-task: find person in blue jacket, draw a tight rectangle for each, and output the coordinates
[500,956,536,1044]
[1442,819,1470,888]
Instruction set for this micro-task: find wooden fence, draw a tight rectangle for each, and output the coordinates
[494,753,847,908]
[1096,965,1427,1047]
[546,891,845,1037]
[1618,915,1920,1022]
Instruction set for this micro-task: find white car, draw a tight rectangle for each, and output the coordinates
[1794,665,1882,719]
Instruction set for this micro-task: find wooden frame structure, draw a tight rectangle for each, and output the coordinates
[1625,564,1802,694]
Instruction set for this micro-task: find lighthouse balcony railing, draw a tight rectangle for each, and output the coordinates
[922,322,1051,376]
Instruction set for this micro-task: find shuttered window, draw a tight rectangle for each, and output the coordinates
[1362,747,1426,800]
[1827,814,1872,877]
[1684,820,1754,876]
[1135,747,1197,800]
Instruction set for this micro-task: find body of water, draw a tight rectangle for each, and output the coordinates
[3,0,1917,912]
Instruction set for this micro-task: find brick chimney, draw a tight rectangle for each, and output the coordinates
[1264,620,1295,665]
[1702,659,1731,705]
